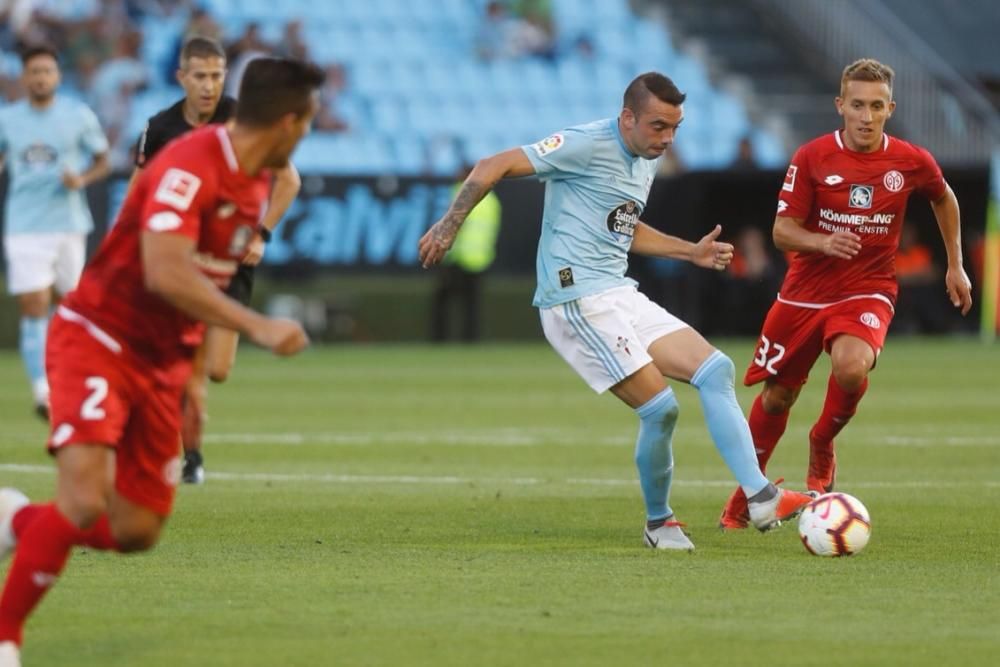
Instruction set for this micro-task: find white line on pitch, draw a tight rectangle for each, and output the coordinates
[2,463,997,489]
[3,431,996,448]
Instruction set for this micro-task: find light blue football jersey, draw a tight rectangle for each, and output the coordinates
[0,97,109,235]
[521,118,659,308]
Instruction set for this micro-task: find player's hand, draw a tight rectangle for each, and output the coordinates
[691,224,734,271]
[945,265,973,315]
[819,231,862,260]
[61,170,85,190]
[242,235,266,266]
[418,219,457,268]
[251,318,309,356]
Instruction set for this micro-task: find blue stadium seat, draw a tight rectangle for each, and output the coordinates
[123,0,773,173]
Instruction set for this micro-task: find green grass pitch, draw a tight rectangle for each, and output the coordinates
[1,338,997,666]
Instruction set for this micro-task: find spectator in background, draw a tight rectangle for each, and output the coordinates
[893,224,957,334]
[277,20,309,62]
[718,226,781,335]
[730,134,759,170]
[430,165,502,342]
[225,22,272,98]
[313,62,349,133]
[508,0,555,60]
[476,1,554,61]
[90,29,148,169]
[475,1,517,61]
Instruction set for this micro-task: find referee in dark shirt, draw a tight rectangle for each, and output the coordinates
[129,37,301,484]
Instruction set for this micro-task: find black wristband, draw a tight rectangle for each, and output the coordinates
[258,226,272,243]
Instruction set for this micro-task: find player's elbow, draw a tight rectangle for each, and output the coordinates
[772,223,793,251]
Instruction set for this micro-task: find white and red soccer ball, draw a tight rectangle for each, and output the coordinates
[797,492,871,557]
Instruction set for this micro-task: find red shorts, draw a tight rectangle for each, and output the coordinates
[743,297,894,389]
[46,313,186,517]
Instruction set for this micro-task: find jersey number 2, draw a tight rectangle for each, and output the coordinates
[753,336,785,375]
[81,376,109,420]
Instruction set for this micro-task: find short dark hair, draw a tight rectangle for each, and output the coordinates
[623,72,686,113]
[180,37,226,66]
[235,58,326,127]
[20,44,59,66]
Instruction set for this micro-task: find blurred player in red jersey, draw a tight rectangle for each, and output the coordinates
[0,58,324,664]
[130,36,303,485]
[718,58,973,530]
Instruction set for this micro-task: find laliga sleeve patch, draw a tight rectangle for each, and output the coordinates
[147,211,183,232]
[782,165,798,192]
[154,168,202,211]
[531,133,564,157]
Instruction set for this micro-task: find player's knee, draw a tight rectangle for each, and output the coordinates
[636,388,679,427]
[112,520,163,553]
[693,351,735,390]
[832,362,868,393]
[761,383,798,414]
[115,529,161,553]
[208,367,230,384]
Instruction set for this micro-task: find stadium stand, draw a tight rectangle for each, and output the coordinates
[0,0,787,175]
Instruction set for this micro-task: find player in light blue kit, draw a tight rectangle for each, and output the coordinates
[0,45,110,418]
[419,72,813,550]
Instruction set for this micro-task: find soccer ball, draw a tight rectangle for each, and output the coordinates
[797,492,871,557]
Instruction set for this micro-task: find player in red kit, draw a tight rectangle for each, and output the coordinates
[0,58,325,665]
[718,58,973,530]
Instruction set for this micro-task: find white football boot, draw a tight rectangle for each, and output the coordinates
[747,483,814,532]
[0,641,20,667]
[643,518,695,551]
[0,488,29,561]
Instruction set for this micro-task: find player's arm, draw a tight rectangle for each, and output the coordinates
[631,222,734,271]
[243,162,301,266]
[773,215,861,260]
[62,151,110,190]
[929,183,973,314]
[418,148,535,267]
[141,232,307,355]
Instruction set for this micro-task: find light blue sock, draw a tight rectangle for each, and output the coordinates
[19,316,48,402]
[690,350,769,497]
[634,387,680,521]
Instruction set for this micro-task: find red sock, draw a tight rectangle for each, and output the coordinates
[11,504,117,551]
[10,505,44,540]
[0,506,79,645]
[748,393,791,472]
[77,515,119,551]
[808,374,868,491]
[721,394,791,524]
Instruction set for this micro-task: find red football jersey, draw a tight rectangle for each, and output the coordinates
[61,125,270,378]
[775,130,945,305]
